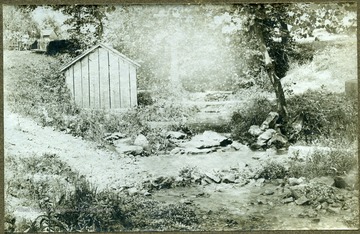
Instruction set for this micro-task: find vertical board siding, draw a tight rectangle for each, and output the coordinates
[65,69,74,99]
[130,66,137,106]
[64,45,138,110]
[99,48,110,109]
[120,58,130,108]
[109,52,121,108]
[118,57,122,108]
[73,62,82,107]
[89,50,100,109]
[81,57,90,108]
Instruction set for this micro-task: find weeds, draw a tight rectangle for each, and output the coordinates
[286,90,358,143]
[288,148,357,179]
[257,161,287,180]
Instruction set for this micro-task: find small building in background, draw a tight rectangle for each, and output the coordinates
[39,29,59,50]
[60,43,140,109]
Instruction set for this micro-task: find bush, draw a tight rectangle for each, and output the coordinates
[287,90,358,143]
[137,91,154,106]
[230,97,275,143]
[257,161,287,180]
[288,148,357,179]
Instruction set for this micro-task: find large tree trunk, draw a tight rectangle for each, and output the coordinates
[254,21,288,123]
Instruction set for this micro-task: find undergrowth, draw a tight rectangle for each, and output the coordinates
[4,51,196,153]
[5,153,199,232]
[288,148,358,179]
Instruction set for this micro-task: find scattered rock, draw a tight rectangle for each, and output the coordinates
[167,131,187,140]
[248,125,263,137]
[295,195,310,205]
[282,188,292,198]
[333,176,349,189]
[170,147,184,155]
[182,131,232,149]
[256,129,277,146]
[186,147,217,155]
[312,218,321,223]
[298,209,317,218]
[104,132,126,141]
[268,132,288,149]
[115,144,143,156]
[310,176,334,186]
[260,112,279,130]
[327,207,341,214]
[288,177,305,186]
[283,197,294,204]
[263,190,274,196]
[231,141,249,151]
[222,174,236,183]
[134,134,149,148]
[321,202,329,209]
[143,191,152,197]
[205,173,221,183]
[127,187,138,196]
[180,199,193,205]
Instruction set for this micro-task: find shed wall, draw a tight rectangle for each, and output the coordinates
[64,47,138,109]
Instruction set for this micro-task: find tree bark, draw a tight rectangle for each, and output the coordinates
[254,21,288,123]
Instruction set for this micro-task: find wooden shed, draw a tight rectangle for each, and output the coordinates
[60,43,140,109]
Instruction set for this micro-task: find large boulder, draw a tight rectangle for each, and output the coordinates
[134,134,149,148]
[257,129,277,146]
[268,132,288,149]
[181,131,232,149]
[260,112,279,130]
[248,125,263,137]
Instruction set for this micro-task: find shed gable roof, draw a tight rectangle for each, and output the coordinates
[59,43,140,72]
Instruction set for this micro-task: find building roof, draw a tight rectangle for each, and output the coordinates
[59,43,141,72]
[41,29,55,36]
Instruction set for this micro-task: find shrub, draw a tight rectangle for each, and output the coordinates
[286,90,358,143]
[288,148,357,179]
[257,161,287,180]
[230,97,275,142]
[137,91,154,106]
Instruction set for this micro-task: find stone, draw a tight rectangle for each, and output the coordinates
[333,176,349,189]
[268,132,288,149]
[231,141,249,151]
[205,173,221,183]
[134,134,149,148]
[104,132,126,141]
[186,147,216,155]
[170,147,184,155]
[295,195,310,205]
[260,112,279,130]
[222,174,236,183]
[143,191,152,197]
[182,131,232,149]
[128,187,138,196]
[310,176,334,187]
[167,131,187,140]
[115,144,143,156]
[288,177,305,186]
[256,129,277,146]
[283,197,294,204]
[248,125,263,137]
[327,207,341,214]
[263,190,274,196]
